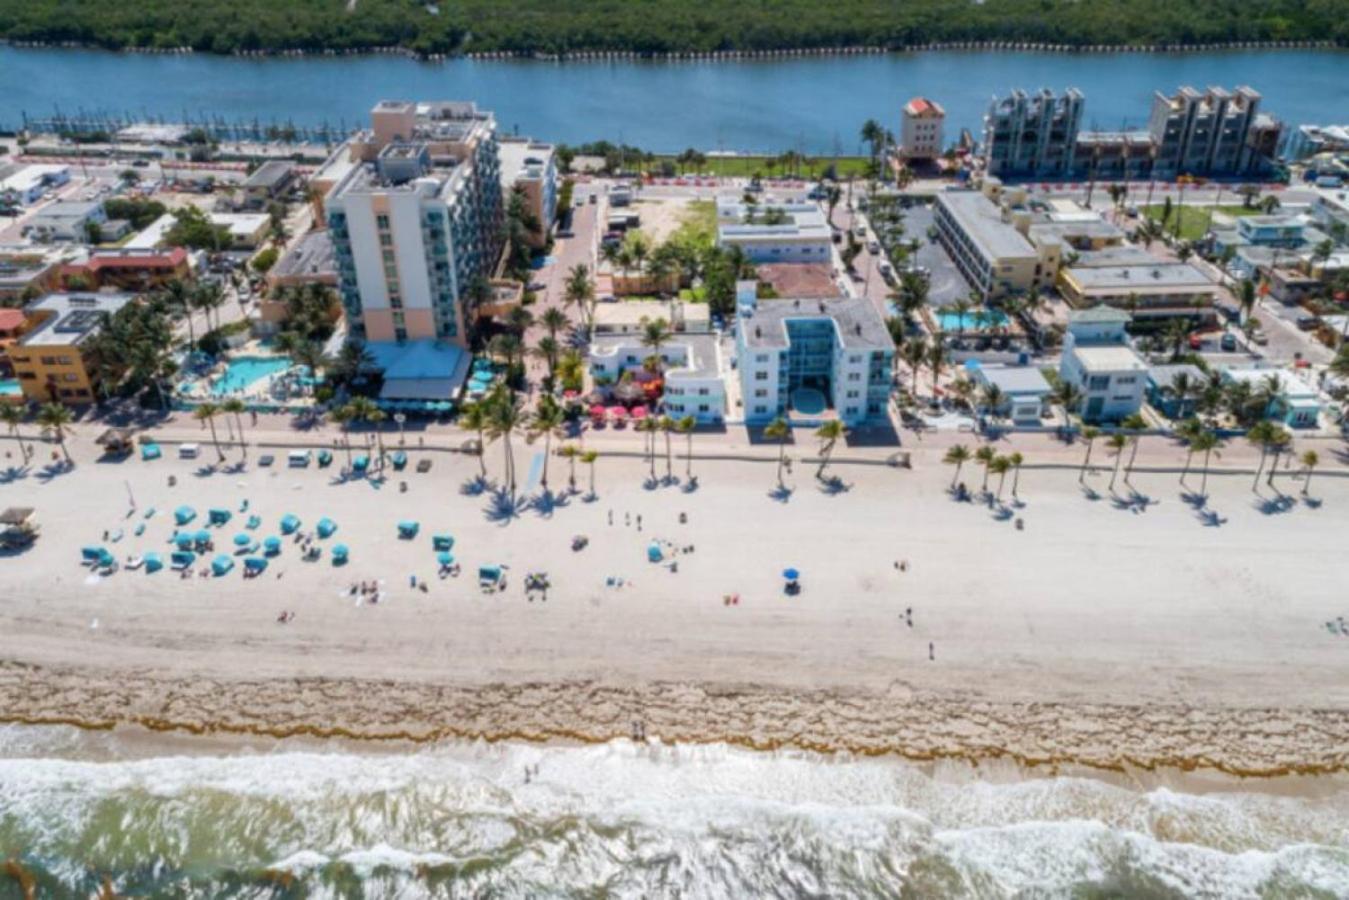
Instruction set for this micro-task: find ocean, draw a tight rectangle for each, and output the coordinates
[1,725,1346,898]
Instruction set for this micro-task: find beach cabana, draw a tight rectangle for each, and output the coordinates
[209,508,232,525]
[170,551,196,570]
[316,517,337,539]
[263,536,282,556]
[140,443,162,461]
[391,450,408,470]
[331,544,349,565]
[211,554,235,577]
[174,505,197,525]
[352,455,370,474]
[193,529,211,548]
[81,545,108,563]
[143,552,163,574]
[317,450,333,468]
[631,405,649,421]
[437,550,455,568]
[174,532,195,551]
[647,541,663,563]
[244,556,268,575]
[280,514,301,535]
[232,532,253,548]
[432,534,454,552]
[478,564,503,587]
[398,520,419,539]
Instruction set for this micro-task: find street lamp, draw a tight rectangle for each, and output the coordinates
[394,412,406,446]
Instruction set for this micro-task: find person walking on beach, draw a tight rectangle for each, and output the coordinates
[928,642,934,661]
[637,514,643,531]
[608,509,613,525]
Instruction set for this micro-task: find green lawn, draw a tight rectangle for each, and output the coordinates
[651,155,870,180]
[1142,204,1262,241]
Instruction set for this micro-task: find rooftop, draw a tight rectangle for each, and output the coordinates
[29,199,102,222]
[242,160,295,192]
[499,138,555,185]
[20,292,135,347]
[592,299,710,331]
[972,363,1051,395]
[1068,305,1133,324]
[740,296,893,352]
[715,196,831,241]
[1071,344,1147,372]
[1221,366,1318,398]
[1147,363,1207,387]
[905,97,945,117]
[1064,263,1215,292]
[936,191,1036,260]
[590,332,722,378]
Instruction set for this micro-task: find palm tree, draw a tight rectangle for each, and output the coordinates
[367,408,388,469]
[1008,451,1024,497]
[565,264,595,333]
[639,317,672,373]
[328,404,355,467]
[1190,429,1223,498]
[559,443,579,492]
[486,387,525,496]
[1104,433,1129,491]
[675,415,696,480]
[540,307,569,341]
[527,395,566,489]
[926,340,947,394]
[1054,381,1083,422]
[581,449,599,497]
[193,402,226,462]
[160,279,196,349]
[657,416,676,481]
[221,397,247,460]
[1300,450,1319,495]
[814,420,847,481]
[36,402,75,465]
[1245,420,1280,490]
[1176,418,1203,485]
[764,417,790,488]
[0,404,30,463]
[345,396,379,455]
[1120,413,1148,484]
[901,339,926,396]
[635,416,660,481]
[979,383,1004,421]
[943,444,971,489]
[989,455,1012,501]
[1237,278,1257,324]
[1078,426,1101,482]
[533,335,561,383]
[974,445,996,493]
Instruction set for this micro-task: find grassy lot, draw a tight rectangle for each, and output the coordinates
[651,155,871,180]
[1142,204,1262,241]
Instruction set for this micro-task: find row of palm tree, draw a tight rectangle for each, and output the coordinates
[1,402,75,465]
[943,445,1025,501]
[633,413,697,483]
[191,398,250,463]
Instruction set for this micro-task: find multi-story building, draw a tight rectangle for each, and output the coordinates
[715,196,832,264]
[900,97,945,162]
[7,292,135,404]
[735,293,894,427]
[588,333,726,425]
[24,200,107,243]
[982,88,1084,179]
[499,137,558,248]
[1147,86,1282,179]
[1057,306,1147,423]
[1057,262,1217,325]
[324,100,504,346]
[1281,124,1349,161]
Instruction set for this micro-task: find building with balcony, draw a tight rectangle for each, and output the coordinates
[588,333,727,425]
[715,196,832,264]
[982,88,1084,179]
[1146,86,1282,179]
[1057,306,1147,423]
[324,100,504,348]
[499,137,558,248]
[734,293,894,427]
[1057,262,1217,325]
[7,292,135,404]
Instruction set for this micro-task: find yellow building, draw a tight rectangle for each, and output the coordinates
[8,292,135,404]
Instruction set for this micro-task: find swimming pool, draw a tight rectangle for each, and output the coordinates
[936,309,1009,333]
[211,356,292,396]
[791,387,827,416]
[0,379,21,398]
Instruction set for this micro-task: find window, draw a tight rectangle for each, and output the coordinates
[754,389,768,398]
[1088,375,1110,390]
[392,312,405,326]
[376,215,390,230]
[382,250,395,263]
[699,404,709,413]
[755,354,769,363]
[754,405,768,414]
[1115,376,1137,385]
[698,388,709,396]
[755,372,768,381]
[847,372,861,382]
[844,406,858,416]
[379,233,393,247]
[394,327,408,341]
[846,390,859,399]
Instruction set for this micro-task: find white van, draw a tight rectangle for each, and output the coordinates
[287,449,312,468]
[178,443,200,459]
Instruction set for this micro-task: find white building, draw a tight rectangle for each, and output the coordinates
[968,362,1052,424]
[24,200,106,242]
[1220,367,1322,429]
[588,333,726,425]
[734,294,894,427]
[498,137,558,248]
[715,196,832,264]
[0,164,70,206]
[1058,306,1147,423]
[592,299,710,336]
[900,97,946,161]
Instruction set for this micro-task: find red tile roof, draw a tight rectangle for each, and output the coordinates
[0,308,27,331]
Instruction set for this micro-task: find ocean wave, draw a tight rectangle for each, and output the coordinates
[1,728,1346,897]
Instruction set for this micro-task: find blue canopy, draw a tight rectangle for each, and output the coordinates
[174,505,196,525]
[211,554,235,576]
[432,534,454,551]
[478,564,502,582]
[437,551,455,566]
[81,545,106,561]
[209,508,232,524]
[353,455,370,472]
[174,533,195,550]
[331,544,349,564]
[391,451,407,470]
[246,515,262,530]
[141,443,162,461]
[194,529,211,544]
[232,532,252,547]
[263,535,283,555]
[143,552,163,573]
[170,550,196,569]
[783,568,800,580]
[647,542,663,563]
[280,514,301,534]
[316,517,337,539]
[244,556,268,572]
[398,520,419,537]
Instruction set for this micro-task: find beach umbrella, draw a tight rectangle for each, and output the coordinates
[280,514,301,534]
[232,532,252,547]
[175,533,195,550]
[195,529,211,544]
[331,544,349,564]
[174,505,196,525]
[437,550,455,567]
[398,520,419,538]
[782,568,800,580]
[316,517,337,539]
[263,536,282,555]
[143,552,163,573]
[211,554,235,577]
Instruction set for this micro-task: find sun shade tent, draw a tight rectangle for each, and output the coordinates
[211,554,235,576]
[432,534,454,551]
[174,505,197,525]
[352,455,370,473]
[280,514,301,535]
[244,556,268,574]
[317,450,333,467]
[398,520,419,539]
[478,565,502,584]
[391,451,408,470]
[140,443,162,461]
[233,532,252,547]
[437,551,455,567]
[170,551,196,570]
[316,517,337,539]
[143,552,163,573]
[263,536,283,555]
[174,532,195,550]
[209,508,232,525]
[647,542,663,563]
[331,544,349,564]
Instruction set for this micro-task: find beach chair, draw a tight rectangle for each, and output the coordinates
[331,544,349,565]
[316,517,337,539]
[391,451,408,471]
[432,534,454,552]
[280,514,301,535]
[397,520,419,539]
[211,554,235,577]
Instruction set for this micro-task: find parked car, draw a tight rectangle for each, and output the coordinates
[1217,304,1240,323]
[1220,333,1237,352]
[1296,314,1320,331]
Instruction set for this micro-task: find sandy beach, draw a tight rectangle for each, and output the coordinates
[2,435,1347,777]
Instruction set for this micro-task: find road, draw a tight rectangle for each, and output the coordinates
[521,185,601,385]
